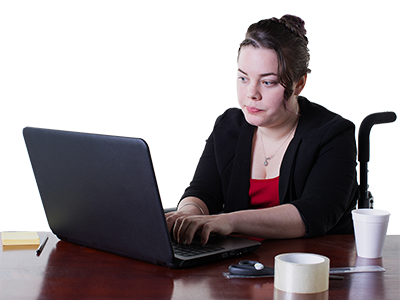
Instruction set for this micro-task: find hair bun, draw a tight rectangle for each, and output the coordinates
[280,14,307,38]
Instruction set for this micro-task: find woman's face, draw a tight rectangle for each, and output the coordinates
[237,46,299,128]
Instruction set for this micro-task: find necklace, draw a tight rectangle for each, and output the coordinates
[259,123,297,167]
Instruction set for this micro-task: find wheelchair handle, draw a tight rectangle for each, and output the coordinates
[358,111,396,208]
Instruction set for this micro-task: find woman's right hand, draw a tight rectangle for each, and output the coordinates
[165,210,194,234]
[165,197,210,243]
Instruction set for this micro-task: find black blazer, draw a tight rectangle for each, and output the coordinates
[181,97,359,237]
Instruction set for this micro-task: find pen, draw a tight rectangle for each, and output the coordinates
[329,275,344,280]
[36,234,49,256]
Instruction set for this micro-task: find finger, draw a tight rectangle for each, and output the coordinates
[172,216,182,242]
[182,218,205,244]
[176,217,192,244]
[200,222,214,244]
[165,213,178,233]
[174,216,198,244]
[173,215,190,243]
[166,211,190,234]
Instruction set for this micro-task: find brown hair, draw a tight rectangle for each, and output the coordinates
[238,15,311,100]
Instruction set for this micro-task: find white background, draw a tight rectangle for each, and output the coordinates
[0,0,400,100]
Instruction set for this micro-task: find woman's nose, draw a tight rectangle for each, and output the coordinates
[247,85,261,100]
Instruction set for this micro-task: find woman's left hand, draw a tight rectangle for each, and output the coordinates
[172,213,234,245]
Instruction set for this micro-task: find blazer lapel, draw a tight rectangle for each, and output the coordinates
[225,126,254,212]
[279,97,315,203]
[279,136,302,203]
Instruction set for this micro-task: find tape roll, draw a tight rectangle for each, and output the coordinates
[274,253,330,294]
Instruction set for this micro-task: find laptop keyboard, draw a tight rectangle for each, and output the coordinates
[172,240,224,257]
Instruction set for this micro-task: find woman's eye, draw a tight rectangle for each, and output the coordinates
[238,77,247,82]
[262,80,275,86]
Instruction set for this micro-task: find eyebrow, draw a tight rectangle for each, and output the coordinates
[238,68,277,77]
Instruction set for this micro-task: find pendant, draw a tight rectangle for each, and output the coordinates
[263,157,271,167]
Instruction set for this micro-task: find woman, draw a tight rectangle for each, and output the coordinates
[166,15,358,245]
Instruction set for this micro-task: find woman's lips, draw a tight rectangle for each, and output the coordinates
[246,106,263,114]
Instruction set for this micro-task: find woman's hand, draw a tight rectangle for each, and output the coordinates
[166,200,306,244]
[167,213,234,245]
[166,197,218,244]
[165,210,193,235]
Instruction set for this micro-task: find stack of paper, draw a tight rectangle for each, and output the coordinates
[1,231,40,246]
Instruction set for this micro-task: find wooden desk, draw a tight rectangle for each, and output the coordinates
[1,233,399,299]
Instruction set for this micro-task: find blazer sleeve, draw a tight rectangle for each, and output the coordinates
[180,111,229,214]
[288,116,358,237]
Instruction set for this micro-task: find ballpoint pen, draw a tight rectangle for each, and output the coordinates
[36,234,49,256]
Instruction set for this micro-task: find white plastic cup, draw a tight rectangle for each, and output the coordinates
[352,209,390,258]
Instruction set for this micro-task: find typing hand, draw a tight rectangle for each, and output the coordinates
[168,213,234,245]
[165,210,193,236]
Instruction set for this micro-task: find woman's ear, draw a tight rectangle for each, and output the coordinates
[294,75,307,95]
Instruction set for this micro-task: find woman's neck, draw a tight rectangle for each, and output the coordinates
[257,112,299,141]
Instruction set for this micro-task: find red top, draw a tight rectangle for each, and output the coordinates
[249,177,280,209]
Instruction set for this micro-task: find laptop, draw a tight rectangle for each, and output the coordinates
[23,127,260,268]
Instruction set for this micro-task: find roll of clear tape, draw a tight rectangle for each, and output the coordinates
[274,253,330,294]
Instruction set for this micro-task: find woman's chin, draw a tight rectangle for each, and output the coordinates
[243,114,266,127]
